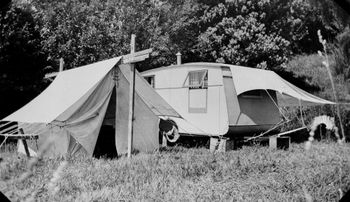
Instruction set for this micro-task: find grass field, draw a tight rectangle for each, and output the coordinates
[1,141,350,201]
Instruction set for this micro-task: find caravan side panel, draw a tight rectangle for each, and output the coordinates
[142,66,229,136]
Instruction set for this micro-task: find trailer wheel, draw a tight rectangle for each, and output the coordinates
[159,118,180,144]
[165,125,180,143]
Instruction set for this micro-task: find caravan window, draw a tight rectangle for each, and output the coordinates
[186,70,208,89]
[186,70,208,113]
[143,75,155,88]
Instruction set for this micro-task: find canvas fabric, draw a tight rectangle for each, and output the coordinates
[230,65,334,106]
[18,68,115,156]
[3,57,121,123]
[56,70,115,156]
[115,65,170,154]
[118,64,180,117]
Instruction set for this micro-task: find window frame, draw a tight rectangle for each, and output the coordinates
[183,69,208,89]
[185,69,209,113]
[143,75,155,88]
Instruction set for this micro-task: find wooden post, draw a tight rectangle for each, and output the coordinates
[59,58,64,72]
[44,58,65,79]
[19,129,30,157]
[119,35,152,158]
[127,34,136,158]
[114,65,119,158]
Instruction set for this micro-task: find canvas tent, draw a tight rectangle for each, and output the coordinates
[141,62,334,137]
[0,56,181,157]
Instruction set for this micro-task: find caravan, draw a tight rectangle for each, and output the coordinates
[141,62,334,138]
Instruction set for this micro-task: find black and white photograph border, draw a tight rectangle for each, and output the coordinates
[1,0,350,201]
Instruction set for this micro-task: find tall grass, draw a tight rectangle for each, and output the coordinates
[284,53,350,140]
[317,30,345,142]
[1,142,350,201]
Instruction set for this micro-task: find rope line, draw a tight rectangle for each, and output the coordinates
[244,119,288,142]
[265,90,288,121]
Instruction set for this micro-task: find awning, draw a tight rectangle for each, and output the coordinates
[230,65,334,106]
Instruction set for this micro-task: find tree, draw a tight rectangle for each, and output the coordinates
[19,0,347,72]
[188,0,345,71]
[155,0,223,65]
[195,1,291,70]
[31,0,227,71]
[32,0,182,71]
[0,1,47,119]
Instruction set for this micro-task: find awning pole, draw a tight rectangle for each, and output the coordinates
[265,90,288,121]
[299,99,306,126]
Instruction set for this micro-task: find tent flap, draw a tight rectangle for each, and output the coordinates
[62,69,115,156]
[115,67,159,154]
[119,64,181,118]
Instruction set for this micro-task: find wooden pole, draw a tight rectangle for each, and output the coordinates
[44,58,65,79]
[59,58,64,72]
[19,128,30,158]
[127,34,136,158]
[115,66,118,158]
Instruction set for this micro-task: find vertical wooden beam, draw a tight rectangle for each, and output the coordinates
[114,67,118,158]
[44,58,65,79]
[59,58,64,72]
[130,34,136,53]
[127,34,136,158]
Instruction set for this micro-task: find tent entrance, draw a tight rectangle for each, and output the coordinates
[93,124,117,158]
[93,87,118,158]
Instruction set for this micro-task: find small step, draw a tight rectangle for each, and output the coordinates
[209,137,243,152]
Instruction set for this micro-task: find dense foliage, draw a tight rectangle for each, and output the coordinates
[0,2,47,119]
[32,0,167,69]
[7,0,348,71]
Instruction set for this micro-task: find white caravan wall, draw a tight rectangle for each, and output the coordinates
[142,66,229,136]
